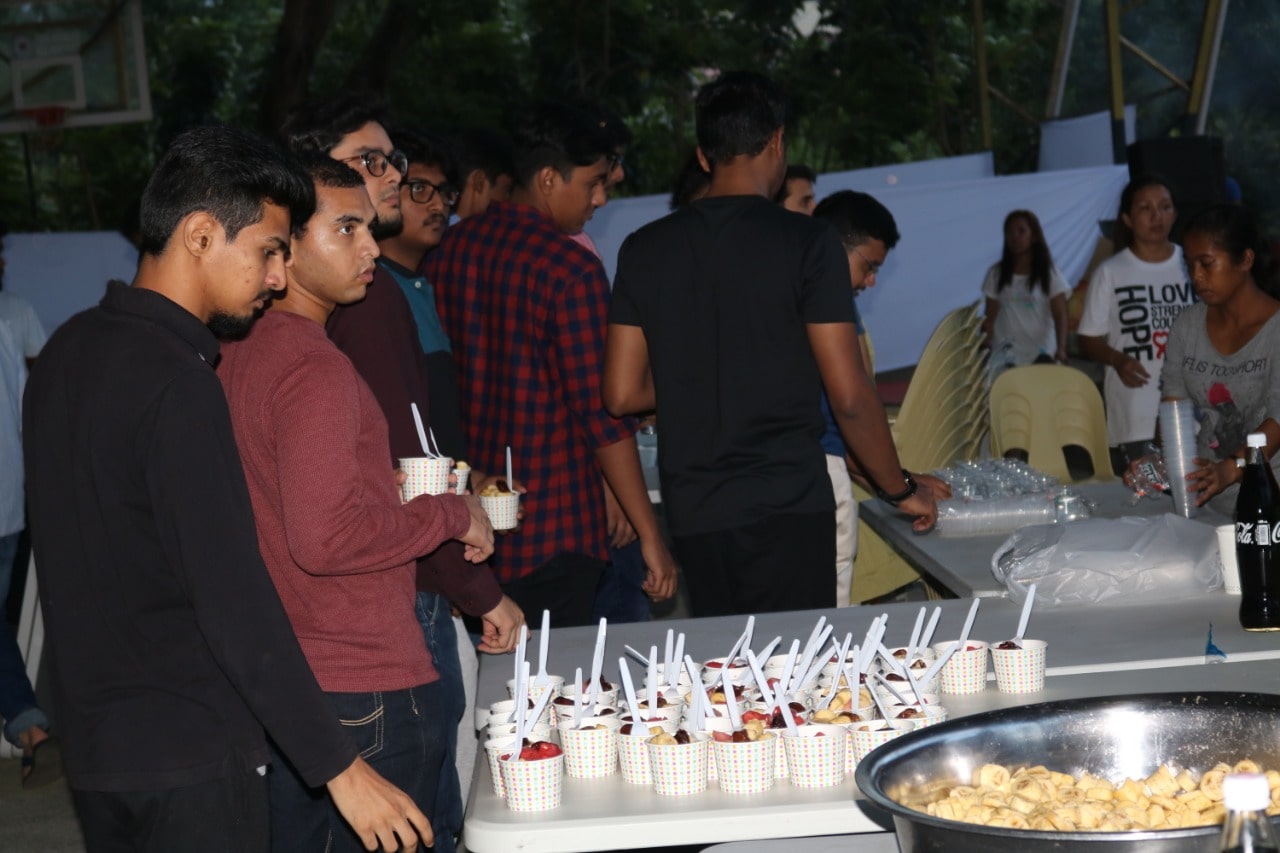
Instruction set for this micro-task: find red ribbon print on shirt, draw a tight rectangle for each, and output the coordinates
[1153,330,1168,359]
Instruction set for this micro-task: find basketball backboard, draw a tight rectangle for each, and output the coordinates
[0,0,151,134]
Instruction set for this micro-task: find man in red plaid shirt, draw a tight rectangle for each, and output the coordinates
[426,104,677,627]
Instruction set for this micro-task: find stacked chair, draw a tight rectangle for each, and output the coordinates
[850,301,988,604]
[988,364,1113,482]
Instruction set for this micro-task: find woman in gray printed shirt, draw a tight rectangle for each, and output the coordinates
[1159,204,1280,514]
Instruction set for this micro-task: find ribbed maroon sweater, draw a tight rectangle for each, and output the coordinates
[219,311,470,692]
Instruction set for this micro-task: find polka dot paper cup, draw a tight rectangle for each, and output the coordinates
[483,737,518,797]
[506,674,564,706]
[557,718,620,779]
[499,752,564,812]
[713,733,776,794]
[480,493,519,531]
[783,724,846,789]
[647,733,711,796]
[933,640,989,695]
[618,728,664,785]
[852,720,916,764]
[399,456,454,500]
[990,639,1047,693]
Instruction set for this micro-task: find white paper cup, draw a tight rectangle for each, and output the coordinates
[933,640,990,695]
[887,704,948,727]
[852,720,916,763]
[483,737,518,796]
[713,733,776,794]
[399,456,454,501]
[480,492,519,530]
[617,730,655,785]
[487,698,553,729]
[702,657,751,685]
[506,674,564,705]
[648,732,710,796]
[990,639,1048,693]
[499,752,564,812]
[452,465,470,495]
[1217,523,1242,595]
[557,681,619,710]
[557,717,620,779]
[485,721,553,745]
[783,724,846,788]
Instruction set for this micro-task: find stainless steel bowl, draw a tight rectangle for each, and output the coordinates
[855,692,1280,852]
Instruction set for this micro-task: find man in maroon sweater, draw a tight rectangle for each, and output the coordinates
[218,155,495,852]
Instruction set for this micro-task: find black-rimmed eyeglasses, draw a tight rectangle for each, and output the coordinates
[405,178,459,208]
[340,149,408,178]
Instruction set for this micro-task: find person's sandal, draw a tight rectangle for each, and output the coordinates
[21,735,63,790]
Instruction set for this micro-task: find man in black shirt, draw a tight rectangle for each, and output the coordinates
[604,72,937,618]
[23,126,430,852]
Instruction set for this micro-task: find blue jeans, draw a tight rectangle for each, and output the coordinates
[0,531,47,747]
[268,683,446,853]
[415,591,462,853]
[593,540,651,623]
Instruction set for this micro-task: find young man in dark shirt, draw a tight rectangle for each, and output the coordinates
[22,126,430,852]
[604,72,938,618]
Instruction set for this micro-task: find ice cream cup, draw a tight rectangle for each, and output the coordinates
[636,687,687,715]
[617,729,655,785]
[887,704,948,728]
[487,698,554,730]
[452,463,470,495]
[933,640,990,695]
[852,720,916,764]
[990,639,1047,693]
[702,657,751,686]
[399,456,454,501]
[558,681,619,712]
[480,492,519,530]
[499,751,564,812]
[701,717,732,781]
[713,732,776,794]
[485,721,553,746]
[506,674,564,706]
[647,732,711,796]
[557,717,620,779]
[483,736,517,796]
[783,724,846,789]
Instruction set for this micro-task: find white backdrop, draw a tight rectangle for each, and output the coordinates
[5,158,1129,373]
[586,159,1129,371]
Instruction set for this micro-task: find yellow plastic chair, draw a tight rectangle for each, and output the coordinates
[988,365,1114,482]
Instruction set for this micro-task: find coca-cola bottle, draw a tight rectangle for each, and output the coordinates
[1236,432,1280,631]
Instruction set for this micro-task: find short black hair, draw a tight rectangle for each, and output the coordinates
[451,126,515,185]
[812,190,900,251]
[291,155,365,236]
[138,125,314,257]
[510,102,613,188]
[280,93,392,157]
[392,126,458,187]
[695,71,787,168]
[773,164,817,203]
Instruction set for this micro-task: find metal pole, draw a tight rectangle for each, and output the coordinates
[1189,0,1229,135]
[972,0,992,152]
[1045,0,1082,119]
[1104,0,1127,164]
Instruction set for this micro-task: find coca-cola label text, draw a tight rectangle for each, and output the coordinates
[1237,522,1280,545]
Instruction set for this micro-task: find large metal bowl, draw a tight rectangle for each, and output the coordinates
[855,692,1280,852]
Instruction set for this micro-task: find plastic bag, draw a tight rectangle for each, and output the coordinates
[991,514,1221,608]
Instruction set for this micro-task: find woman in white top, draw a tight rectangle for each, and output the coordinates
[1077,176,1194,475]
[981,209,1071,377]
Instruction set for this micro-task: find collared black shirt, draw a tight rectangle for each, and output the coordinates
[23,281,355,792]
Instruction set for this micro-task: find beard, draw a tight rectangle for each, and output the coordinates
[371,210,404,241]
[206,309,260,341]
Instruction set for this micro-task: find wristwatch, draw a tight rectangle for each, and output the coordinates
[1236,457,1247,469]
[876,469,919,507]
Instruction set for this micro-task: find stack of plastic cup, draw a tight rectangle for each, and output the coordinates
[1159,400,1199,518]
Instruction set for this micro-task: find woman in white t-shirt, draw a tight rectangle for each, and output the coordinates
[981,209,1071,378]
[1078,176,1194,475]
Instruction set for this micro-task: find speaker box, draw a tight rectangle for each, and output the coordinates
[1126,137,1227,207]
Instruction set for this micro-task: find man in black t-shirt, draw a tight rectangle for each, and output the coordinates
[604,72,937,618]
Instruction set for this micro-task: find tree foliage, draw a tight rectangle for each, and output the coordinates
[5,0,1279,234]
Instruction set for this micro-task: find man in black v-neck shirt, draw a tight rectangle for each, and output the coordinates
[23,126,430,853]
[604,72,937,618]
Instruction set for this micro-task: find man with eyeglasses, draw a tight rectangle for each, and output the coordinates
[282,97,522,853]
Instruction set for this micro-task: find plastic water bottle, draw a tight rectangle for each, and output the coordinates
[1219,773,1280,852]
[1236,433,1280,631]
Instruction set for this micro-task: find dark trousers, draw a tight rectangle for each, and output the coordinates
[415,592,462,853]
[268,684,445,853]
[673,512,836,618]
[502,552,605,628]
[593,540,651,624]
[73,753,269,853]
